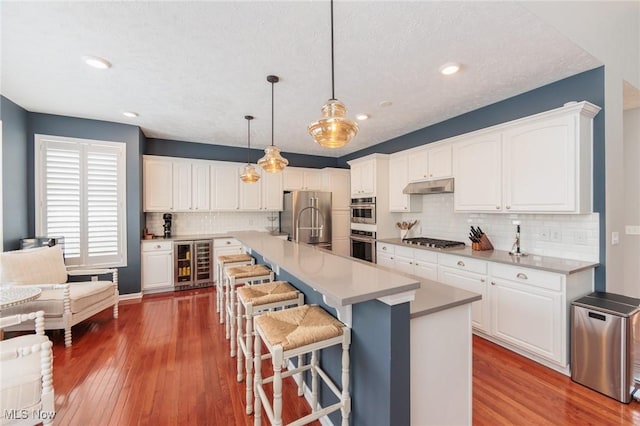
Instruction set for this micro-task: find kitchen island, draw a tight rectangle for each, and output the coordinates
[232,231,479,426]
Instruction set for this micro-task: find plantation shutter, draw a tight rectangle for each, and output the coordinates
[36,135,127,268]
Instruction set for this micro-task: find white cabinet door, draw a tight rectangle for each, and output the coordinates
[438,265,488,332]
[376,251,395,268]
[453,132,502,212]
[408,149,430,181]
[394,255,415,275]
[240,177,262,210]
[211,165,239,210]
[261,170,283,211]
[350,159,376,197]
[350,163,363,196]
[389,155,410,212]
[503,115,576,212]
[192,163,210,211]
[142,243,173,291]
[303,169,324,190]
[172,161,192,211]
[413,260,438,281]
[322,168,350,209]
[283,167,304,191]
[428,144,452,179]
[490,278,563,364]
[144,158,173,211]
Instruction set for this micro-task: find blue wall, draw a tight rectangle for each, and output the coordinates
[338,67,606,289]
[146,137,342,169]
[1,97,30,250]
[27,113,144,295]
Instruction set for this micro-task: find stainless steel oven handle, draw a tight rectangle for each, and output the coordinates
[349,236,375,243]
[350,204,375,208]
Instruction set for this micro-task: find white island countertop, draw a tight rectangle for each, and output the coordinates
[232,231,421,307]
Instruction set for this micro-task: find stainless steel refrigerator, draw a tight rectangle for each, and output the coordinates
[281,191,332,249]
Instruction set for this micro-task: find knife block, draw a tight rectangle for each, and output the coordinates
[472,234,494,251]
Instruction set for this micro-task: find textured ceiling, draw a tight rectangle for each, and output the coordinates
[1,1,601,157]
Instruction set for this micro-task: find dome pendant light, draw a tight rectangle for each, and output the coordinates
[240,115,261,183]
[308,0,358,149]
[258,75,289,173]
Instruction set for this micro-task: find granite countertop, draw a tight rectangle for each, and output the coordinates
[232,231,421,307]
[377,238,598,275]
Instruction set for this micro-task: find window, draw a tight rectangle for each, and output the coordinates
[35,134,127,268]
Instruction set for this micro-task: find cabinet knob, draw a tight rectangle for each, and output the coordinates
[382,247,387,251]
[480,278,485,283]
[226,241,231,245]
[491,281,496,285]
[457,260,465,267]
[156,245,161,249]
[496,206,500,210]
[506,206,511,210]
[415,262,419,266]
[409,261,413,265]
[516,272,528,280]
[390,257,394,260]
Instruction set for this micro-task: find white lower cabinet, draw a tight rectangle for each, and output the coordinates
[489,264,564,365]
[377,242,593,373]
[142,241,174,293]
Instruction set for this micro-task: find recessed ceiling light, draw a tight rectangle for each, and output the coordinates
[83,55,112,69]
[439,62,461,76]
[122,111,138,118]
[379,100,393,108]
[356,114,369,121]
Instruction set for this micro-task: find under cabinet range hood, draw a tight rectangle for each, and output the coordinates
[402,178,454,195]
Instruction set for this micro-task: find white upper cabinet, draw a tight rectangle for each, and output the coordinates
[239,171,262,211]
[210,163,239,210]
[283,167,323,191]
[191,163,210,211]
[322,168,350,210]
[349,158,376,197]
[143,157,173,212]
[407,144,452,181]
[389,153,421,212]
[172,161,192,211]
[454,101,600,214]
[453,132,503,212]
[260,170,283,211]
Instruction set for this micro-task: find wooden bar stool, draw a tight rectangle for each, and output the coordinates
[253,304,351,426]
[216,253,255,324]
[236,281,305,414]
[225,264,274,356]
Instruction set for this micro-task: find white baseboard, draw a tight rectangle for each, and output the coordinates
[119,292,142,301]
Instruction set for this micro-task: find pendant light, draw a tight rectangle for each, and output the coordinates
[240,115,261,183]
[258,75,289,173]
[308,0,358,149]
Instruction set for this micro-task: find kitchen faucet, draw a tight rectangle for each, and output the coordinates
[295,205,324,243]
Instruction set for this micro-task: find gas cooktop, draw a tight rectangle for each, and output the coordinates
[402,237,466,249]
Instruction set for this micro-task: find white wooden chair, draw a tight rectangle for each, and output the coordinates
[0,310,55,426]
[0,245,119,347]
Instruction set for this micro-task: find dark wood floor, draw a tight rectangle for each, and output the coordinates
[31,287,640,425]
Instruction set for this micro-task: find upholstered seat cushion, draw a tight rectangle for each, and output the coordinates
[237,281,299,306]
[0,246,67,285]
[255,305,345,351]
[218,253,253,264]
[2,281,115,317]
[0,334,50,413]
[226,264,271,279]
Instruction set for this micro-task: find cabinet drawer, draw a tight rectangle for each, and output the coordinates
[413,248,438,264]
[142,241,173,252]
[395,245,414,258]
[377,243,396,255]
[490,263,563,292]
[438,254,487,275]
[214,237,240,248]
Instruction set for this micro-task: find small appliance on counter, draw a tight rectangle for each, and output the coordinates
[163,213,172,239]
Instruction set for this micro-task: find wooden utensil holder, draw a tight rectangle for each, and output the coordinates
[472,234,494,251]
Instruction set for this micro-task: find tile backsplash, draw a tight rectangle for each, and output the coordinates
[399,194,599,262]
[145,211,279,236]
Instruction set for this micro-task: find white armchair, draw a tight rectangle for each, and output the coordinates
[0,245,119,347]
[0,310,55,426]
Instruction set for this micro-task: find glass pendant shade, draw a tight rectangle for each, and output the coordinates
[240,163,260,183]
[258,145,288,173]
[308,99,359,149]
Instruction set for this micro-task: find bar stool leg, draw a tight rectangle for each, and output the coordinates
[245,303,255,414]
[230,278,237,357]
[296,355,304,397]
[341,329,352,426]
[224,275,231,332]
[311,350,318,411]
[254,331,262,426]
[272,346,284,426]
[236,297,244,381]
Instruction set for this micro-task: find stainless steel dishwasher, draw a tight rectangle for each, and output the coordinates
[571,292,640,403]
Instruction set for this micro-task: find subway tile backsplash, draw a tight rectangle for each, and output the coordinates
[145,211,279,237]
[399,194,599,262]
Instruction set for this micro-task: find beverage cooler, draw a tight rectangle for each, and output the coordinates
[174,240,213,289]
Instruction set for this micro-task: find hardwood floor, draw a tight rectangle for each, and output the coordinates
[31,287,640,425]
